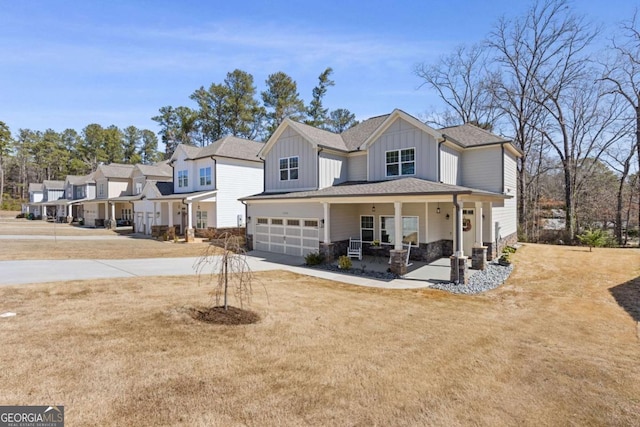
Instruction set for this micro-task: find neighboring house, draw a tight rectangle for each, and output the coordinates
[144,136,264,240]
[131,181,173,235]
[53,173,96,221]
[242,109,521,279]
[37,180,65,219]
[82,164,135,227]
[24,183,44,217]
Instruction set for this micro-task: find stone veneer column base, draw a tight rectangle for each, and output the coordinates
[185,228,195,243]
[390,249,408,276]
[450,256,469,284]
[319,243,335,263]
[105,218,117,230]
[472,246,487,270]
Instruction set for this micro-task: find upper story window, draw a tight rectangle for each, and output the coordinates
[386,148,415,177]
[75,186,84,199]
[178,170,188,188]
[279,156,299,181]
[135,182,143,195]
[199,167,212,186]
[98,183,105,197]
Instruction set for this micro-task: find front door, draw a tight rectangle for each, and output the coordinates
[462,209,475,257]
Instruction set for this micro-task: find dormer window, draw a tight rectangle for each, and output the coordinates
[386,148,415,177]
[199,167,212,186]
[279,156,299,181]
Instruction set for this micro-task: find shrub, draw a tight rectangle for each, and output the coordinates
[498,253,512,266]
[503,246,517,254]
[577,228,607,252]
[15,213,26,219]
[338,255,352,270]
[304,252,324,266]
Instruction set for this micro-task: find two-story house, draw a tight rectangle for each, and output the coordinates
[143,136,264,240]
[25,183,44,217]
[38,180,65,220]
[52,173,96,222]
[242,109,521,280]
[82,164,135,227]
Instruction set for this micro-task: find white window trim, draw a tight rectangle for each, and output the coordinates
[178,170,189,188]
[196,210,208,229]
[279,156,299,181]
[360,215,375,242]
[385,147,416,178]
[380,215,419,245]
[199,167,212,186]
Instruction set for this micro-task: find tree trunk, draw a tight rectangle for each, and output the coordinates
[563,161,575,241]
[636,107,640,245]
[0,160,4,209]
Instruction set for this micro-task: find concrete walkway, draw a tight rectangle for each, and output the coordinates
[0,251,434,289]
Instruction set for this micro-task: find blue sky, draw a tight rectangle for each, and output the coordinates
[0,0,634,138]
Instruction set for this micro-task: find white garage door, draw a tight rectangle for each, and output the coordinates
[255,218,319,256]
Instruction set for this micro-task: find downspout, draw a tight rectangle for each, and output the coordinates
[501,143,505,194]
[438,137,445,182]
[317,147,323,189]
[210,156,218,191]
[241,200,249,247]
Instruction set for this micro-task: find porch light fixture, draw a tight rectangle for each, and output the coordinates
[446,213,450,220]
[372,204,376,213]
[436,203,441,214]
[197,204,200,210]
[247,216,251,223]
[321,219,325,226]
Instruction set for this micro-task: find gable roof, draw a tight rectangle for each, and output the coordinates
[28,183,43,192]
[341,114,390,151]
[97,163,135,179]
[66,173,94,185]
[441,123,510,148]
[42,180,65,190]
[286,121,348,151]
[174,137,264,163]
[135,162,172,178]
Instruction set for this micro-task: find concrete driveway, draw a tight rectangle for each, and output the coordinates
[0,251,433,289]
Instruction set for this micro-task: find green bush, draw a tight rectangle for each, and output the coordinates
[503,246,517,254]
[338,255,352,270]
[304,252,324,266]
[577,228,607,252]
[498,253,512,266]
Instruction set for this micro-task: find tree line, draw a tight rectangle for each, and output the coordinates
[0,122,161,208]
[151,67,358,157]
[415,0,640,244]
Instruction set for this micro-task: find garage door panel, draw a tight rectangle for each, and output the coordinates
[254,217,318,256]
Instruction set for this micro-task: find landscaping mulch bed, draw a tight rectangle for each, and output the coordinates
[190,306,260,325]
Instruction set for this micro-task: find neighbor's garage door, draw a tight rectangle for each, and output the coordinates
[255,218,319,256]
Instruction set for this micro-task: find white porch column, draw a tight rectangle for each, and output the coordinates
[424,202,430,243]
[454,195,463,257]
[394,201,403,250]
[474,201,483,246]
[187,202,193,229]
[67,204,72,217]
[110,203,116,221]
[168,201,173,227]
[323,202,330,244]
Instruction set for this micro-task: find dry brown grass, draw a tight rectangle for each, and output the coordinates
[0,243,639,425]
[0,219,219,259]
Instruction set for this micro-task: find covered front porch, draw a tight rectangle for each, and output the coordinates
[147,190,217,240]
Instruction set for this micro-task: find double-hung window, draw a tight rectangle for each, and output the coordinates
[196,210,207,229]
[386,148,415,177]
[199,167,212,186]
[360,216,374,242]
[178,170,188,188]
[380,216,418,245]
[279,156,299,181]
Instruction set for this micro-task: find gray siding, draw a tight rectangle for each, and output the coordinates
[265,127,317,192]
[367,118,438,182]
[319,152,347,188]
[329,204,359,241]
[461,146,502,192]
[347,154,367,181]
[440,145,461,185]
[492,150,517,238]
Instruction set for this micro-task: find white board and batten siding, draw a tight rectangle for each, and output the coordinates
[367,118,438,182]
[265,127,317,192]
[216,159,263,228]
[439,145,461,185]
[347,154,367,181]
[172,154,216,194]
[318,152,347,189]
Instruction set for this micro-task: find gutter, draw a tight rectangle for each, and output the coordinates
[501,143,505,194]
[317,147,323,189]
[438,138,444,182]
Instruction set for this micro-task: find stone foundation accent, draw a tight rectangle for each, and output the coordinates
[319,243,335,263]
[151,225,176,239]
[450,256,469,284]
[245,234,254,251]
[408,240,453,263]
[472,246,487,270]
[389,249,408,276]
[195,227,245,239]
[105,218,117,230]
[185,228,195,243]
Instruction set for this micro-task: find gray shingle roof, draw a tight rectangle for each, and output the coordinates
[66,174,94,185]
[42,180,65,190]
[287,121,348,151]
[136,163,172,177]
[441,123,510,147]
[154,181,174,196]
[340,114,390,150]
[197,136,264,162]
[28,183,43,192]
[98,163,135,179]
[242,178,506,201]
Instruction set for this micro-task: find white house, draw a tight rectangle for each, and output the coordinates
[242,109,521,282]
[24,183,44,217]
[144,136,264,240]
[35,180,65,220]
[51,173,96,222]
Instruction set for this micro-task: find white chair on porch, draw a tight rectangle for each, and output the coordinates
[347,237,362,260]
